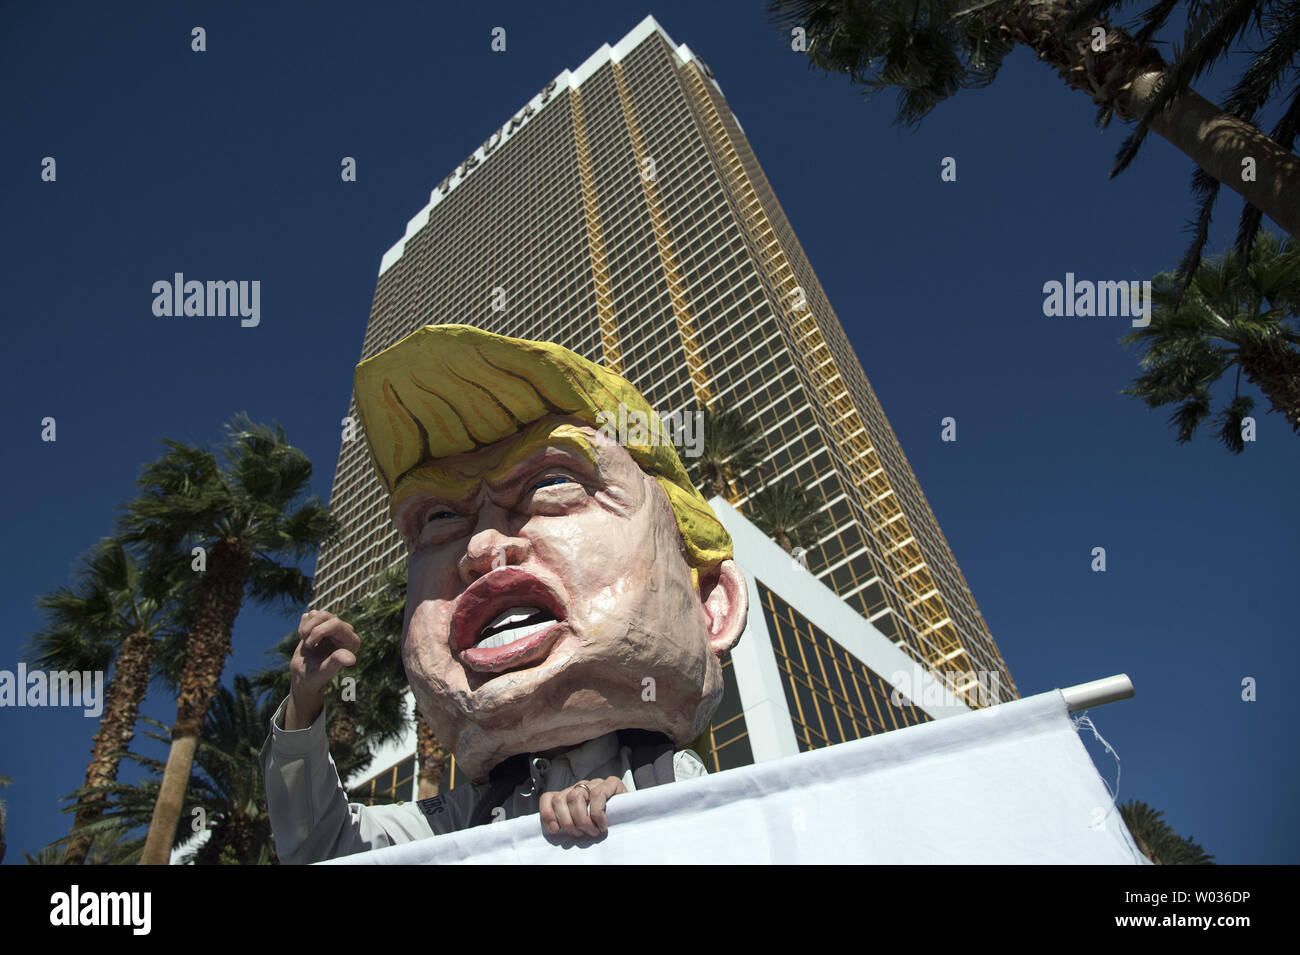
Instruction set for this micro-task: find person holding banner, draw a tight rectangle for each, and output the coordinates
[261,324,748,863]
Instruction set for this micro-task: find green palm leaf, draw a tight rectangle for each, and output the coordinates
[744,481,833,555]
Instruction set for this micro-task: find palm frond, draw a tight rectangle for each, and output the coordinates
[1120,798,1215,864]
[744,481,833,553]
[1122,228,1300,447]
[765,0,1015,126]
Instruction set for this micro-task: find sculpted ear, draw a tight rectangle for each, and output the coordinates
[698,559,747,657]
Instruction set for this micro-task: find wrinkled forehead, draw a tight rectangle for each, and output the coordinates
[390,418,614,511]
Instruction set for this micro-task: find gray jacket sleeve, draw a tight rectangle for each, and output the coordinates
[260,697,433,864]
[672,749,708,781]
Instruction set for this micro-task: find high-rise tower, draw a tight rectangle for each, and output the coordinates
[314,16,1017,717]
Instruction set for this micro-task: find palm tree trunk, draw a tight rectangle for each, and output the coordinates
[996,2,1300,237]
[63,628,154,865]
[327,693,358,752]
[1133,82,1299,239]
[140,734,199,864]
[414,708,446,799]
[325,691,364,780]
[139,536,249,865]
[1239,347,1300,432]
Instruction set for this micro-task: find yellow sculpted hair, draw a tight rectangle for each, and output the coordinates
[353,324,732,573]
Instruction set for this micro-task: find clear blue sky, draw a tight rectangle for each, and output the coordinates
[2,0,1295,864]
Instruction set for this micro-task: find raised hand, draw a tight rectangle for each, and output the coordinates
[283,609,361,730]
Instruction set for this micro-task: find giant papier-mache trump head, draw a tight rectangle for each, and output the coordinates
[354,324,749,782]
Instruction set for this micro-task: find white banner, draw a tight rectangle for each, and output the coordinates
[323,689,1146,864]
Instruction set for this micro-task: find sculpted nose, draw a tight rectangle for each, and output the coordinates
[458,529,530,585]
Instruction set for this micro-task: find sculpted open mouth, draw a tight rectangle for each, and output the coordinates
[451,568,568,675]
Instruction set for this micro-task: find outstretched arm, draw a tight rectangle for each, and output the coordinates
[260,610,432,863]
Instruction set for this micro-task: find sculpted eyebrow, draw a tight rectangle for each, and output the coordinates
[390,473,479,530]
[482,423,601,485]
[389,425,603,519]
[487,444,598,491]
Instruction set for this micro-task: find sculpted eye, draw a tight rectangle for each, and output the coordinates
[533,476,571,490]
[400,497,468,551]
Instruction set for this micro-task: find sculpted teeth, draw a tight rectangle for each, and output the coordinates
[472,606,558,650]
[474,619,554,650]
[482,607,543,634]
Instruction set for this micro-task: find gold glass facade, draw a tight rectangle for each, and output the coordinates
[349,754,415,807]
[315,21,1017,729]
[758,582,930,751]
[701,652,754,771]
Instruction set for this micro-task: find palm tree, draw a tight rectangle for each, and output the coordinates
[26,537,185,864]
[122,414,337,864]
[766,1,1300,241]
[744,481,833,554]
[348,561,448,797]
[25,821,143,866]
[1121,230,1300,451]
[68,677,280,865]
[690,407,766,500]
[1119,799,1215,864]
[1060,0,1300,281]
[413,709,448,799]
[184,676,277,864]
